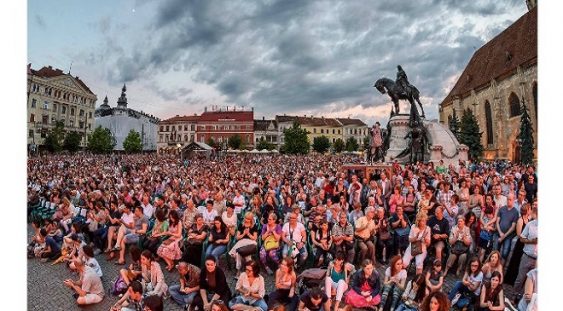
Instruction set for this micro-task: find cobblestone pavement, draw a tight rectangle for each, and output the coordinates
[27,226,515,311]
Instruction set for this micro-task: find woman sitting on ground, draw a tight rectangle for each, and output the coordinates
[478,271,505,311]
[193,255,232,311]
[425,259,444,295]
[141,208,168,254]
[419,291,450,311]
[118,245,142,286]
[229,260,268,311]
[267,257,298,311]
[481,250,503,284]
[157,209,183,271]
[448,256,483,310]
[140,250,168,297]
[394,274,426,311]
[324,252,355,311]
[345,259,381,309]
[380,255,407,311]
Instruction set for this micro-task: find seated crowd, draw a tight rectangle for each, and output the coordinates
[27,154,538,311]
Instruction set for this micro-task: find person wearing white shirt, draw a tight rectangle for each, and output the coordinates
[141,194,155,219]
[233,190,246,214]
[202,200,218,226]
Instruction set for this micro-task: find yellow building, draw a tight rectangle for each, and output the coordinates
[27,65,97,150]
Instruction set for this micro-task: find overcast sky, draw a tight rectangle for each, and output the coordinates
[28,0,527,125]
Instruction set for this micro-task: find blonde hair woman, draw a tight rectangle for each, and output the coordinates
[402,211,431,275]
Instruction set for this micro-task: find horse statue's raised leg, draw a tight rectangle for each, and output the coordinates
[416,96,425,118]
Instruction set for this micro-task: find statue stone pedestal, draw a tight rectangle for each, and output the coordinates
[384,115,467,165]
[384,114,412,163]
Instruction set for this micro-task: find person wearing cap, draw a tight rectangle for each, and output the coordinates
[63,259,104,305]
[354,206,378,265]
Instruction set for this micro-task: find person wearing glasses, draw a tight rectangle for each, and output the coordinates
[229,260,268,311]
[281,212,308,269]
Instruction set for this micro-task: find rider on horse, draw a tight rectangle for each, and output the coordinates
[396,65,412,98]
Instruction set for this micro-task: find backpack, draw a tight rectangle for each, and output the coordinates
[110,275,129,296]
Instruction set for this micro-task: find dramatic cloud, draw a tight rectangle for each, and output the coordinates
[29,0,527,123]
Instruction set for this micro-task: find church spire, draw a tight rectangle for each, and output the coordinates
[117,83,128,108]
[101,95,110,108]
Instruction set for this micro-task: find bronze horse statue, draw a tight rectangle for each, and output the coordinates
[374,77,425,118]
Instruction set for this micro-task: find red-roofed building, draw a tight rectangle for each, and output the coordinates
[27,64,97,151]
[439,5,537,161]
[196,106,255,148]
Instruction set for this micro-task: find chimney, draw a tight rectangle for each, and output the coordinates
[204,107,207,112]
[262,116,265,120]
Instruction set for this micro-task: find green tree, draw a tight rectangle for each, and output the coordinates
[256,137,275,151]
[44,120,65,152]
[206,138,217,148]
[449,108,460,140]
[87,125,116,153]
[228,134,243,150]
[518,103,535,165]
[312,135,331,154]
[123,129,143,153]
[282,122,310,154]
[346,137,360,152]
[459,108,483,160]
[63,131,82,153]
[333,138,345,153]
[362,136,370,151]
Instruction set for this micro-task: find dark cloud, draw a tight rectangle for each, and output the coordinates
[100,0,526,119]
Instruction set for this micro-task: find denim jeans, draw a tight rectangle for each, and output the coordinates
[395,302,417,311]
[169,285,197,306]
[492,232,514,261]
[205,244,227,261]
[229,296,268,311]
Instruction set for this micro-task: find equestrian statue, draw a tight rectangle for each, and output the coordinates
[374,65,425,118]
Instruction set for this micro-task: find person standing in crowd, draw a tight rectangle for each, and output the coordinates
[493,193,519,263]
[505,203,531,285]
[514,203,538,297]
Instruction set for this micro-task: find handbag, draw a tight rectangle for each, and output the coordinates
[479,230,492,241]
[451,240,469,255]
[264,235,280,251]
[237,244,257,257]
[410,240,423,256]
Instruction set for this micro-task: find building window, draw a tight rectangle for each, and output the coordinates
[184,135,188,141]
[61,106,66,114]
[314,128,317,134]
[333,129,335,134]
[42,115,48,125]
[160,126,164,132]
[79,121,84,129]
[509,92,521,117]
[43,101,49,110]
[159,135,163,142]
[485,101,494,146]
[321,129,324,134]
[166,126,169,131]
[89,112,92,118]
[31,99,37,108]
[70,119,74,127]
[29,130,33,138]
[30,114,35,123]
[70,108,75,116]
[79,109,84,117]
[532,82,537,116]
[191,125,195,131]
[51,116,56,123]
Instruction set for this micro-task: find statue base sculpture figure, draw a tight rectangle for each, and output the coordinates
[383,114,468,165]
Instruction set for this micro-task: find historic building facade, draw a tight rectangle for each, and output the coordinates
[27,65,97,149]
[337,117,369,146]
[439,6,537,161]
[254,118,279,149]
[94,85,159,151]
[157,115,199,153]
[195,107,254,148]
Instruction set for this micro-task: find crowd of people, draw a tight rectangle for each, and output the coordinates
[27,153,538,311]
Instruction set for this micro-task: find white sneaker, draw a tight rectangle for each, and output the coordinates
[451,293,461,306]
